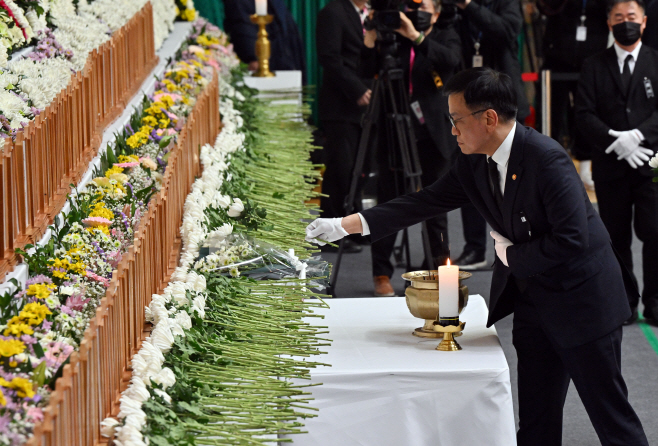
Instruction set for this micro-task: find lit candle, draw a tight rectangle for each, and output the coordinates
[438,260,459,319]
[255,0,267,16]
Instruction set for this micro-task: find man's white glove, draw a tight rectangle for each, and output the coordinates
[490,231,513,267]
[606,129,652,168]
[305,218,349,246]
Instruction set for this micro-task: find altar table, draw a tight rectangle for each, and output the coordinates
[289,295,517,446]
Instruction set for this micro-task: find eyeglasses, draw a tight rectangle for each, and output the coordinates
[449,109,489,128]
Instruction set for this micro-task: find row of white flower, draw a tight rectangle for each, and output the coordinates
[100,75,249,446]
[1,0,176,132]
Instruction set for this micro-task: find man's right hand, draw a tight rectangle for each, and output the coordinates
[357,89,372,106]
[305,218,349,245]
[607,129,653,168]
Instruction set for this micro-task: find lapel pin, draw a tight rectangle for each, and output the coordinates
[512,174,517,180]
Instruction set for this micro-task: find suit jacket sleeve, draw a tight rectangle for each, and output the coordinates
[316,7,369,102]
[506,149,591,278]
[636,111,658,146]
[416,25,462,74]
[462,0,522,43]
[574,57,616,151]
[360,165,470,242]
[223,0,258,63]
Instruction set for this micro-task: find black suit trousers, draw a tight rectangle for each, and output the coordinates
[320,121,363,219]
[513,293,648,446]
[595,172,658,309]
[371,138,451,277]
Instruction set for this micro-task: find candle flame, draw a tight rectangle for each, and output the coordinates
[447,259,451,268]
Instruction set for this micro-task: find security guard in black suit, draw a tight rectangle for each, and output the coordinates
[576,0,658,324]
[361,0,462,295]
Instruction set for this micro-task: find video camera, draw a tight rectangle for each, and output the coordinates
[365,0,423,33]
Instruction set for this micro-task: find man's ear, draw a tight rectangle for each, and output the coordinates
[485,110,499,130]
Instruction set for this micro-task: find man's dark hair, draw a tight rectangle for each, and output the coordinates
[607,0,646,15]
[444,68,518,122]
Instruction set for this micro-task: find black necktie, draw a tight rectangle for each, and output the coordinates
[487,158,504,210]
[621,54,633,94]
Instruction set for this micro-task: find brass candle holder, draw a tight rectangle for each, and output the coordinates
[249,14,275,77]
[433,321,466,351]
[402,270,471,339]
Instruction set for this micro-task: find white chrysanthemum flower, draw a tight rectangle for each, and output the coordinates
[191,294,206,319]
[227,197,245,218]
[153,388,172,404]
[151,367,176,389]
[649,153,658,169]
[151,322,175,354]
[100,417,120,438]
[175,310,192,330]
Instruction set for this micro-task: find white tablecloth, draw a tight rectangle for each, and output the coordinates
[290,295,517,446]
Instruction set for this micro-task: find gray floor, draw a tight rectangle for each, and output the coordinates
[319,209,658,445]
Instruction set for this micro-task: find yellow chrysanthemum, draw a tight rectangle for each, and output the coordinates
[89,202,115,221]
[196,34,219,47]
[86,226,110,236]
[22,302,52,323]
[159,95,174,107]
[158,117,171,129]
[118,155,139,164]
[126,131,150,149]
[104,166,124,178]
[26,284,52,300]
[145,105,165,118]
[10,377,35,398]
[0,339,26,357]
[69,262,87,275]
[4,322,34,337]
[142,115,158,127]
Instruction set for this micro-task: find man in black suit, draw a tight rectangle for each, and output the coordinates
[307,68,649,446]
[223,0,306,81]
[452,0,530,271]
[361,0,462,295]
[537,0,610,190]
[315,0,374,254]
[575,0,658,325]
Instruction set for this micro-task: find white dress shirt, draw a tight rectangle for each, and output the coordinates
[611,42,645,141]
[358,122,518,236]
[350,0,368,22]
[489,121,517,196]
[613,41,642,74]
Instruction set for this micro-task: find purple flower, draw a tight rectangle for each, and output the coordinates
[26,275,53,286]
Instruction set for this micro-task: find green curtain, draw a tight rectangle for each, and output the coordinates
[284,0,331,125]
[202,0,329,124]
[195,0,226,29]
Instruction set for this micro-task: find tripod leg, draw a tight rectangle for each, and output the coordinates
[384,74,435,271]
[328,79,384,297]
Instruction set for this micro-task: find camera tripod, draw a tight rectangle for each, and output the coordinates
[327,60,436,297]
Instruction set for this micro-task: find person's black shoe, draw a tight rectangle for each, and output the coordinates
[623,307,639,326]
[643,303,658,326]
[454,250,487,271]
[321,239,363,254]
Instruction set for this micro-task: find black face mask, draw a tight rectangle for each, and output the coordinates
[612,21,642,46]
[405,10,433,32]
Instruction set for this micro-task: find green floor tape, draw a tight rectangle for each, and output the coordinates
[638,317,658,357]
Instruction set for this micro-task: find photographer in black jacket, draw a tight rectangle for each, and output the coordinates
[362,0,462,296]
[452,0,529,270]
